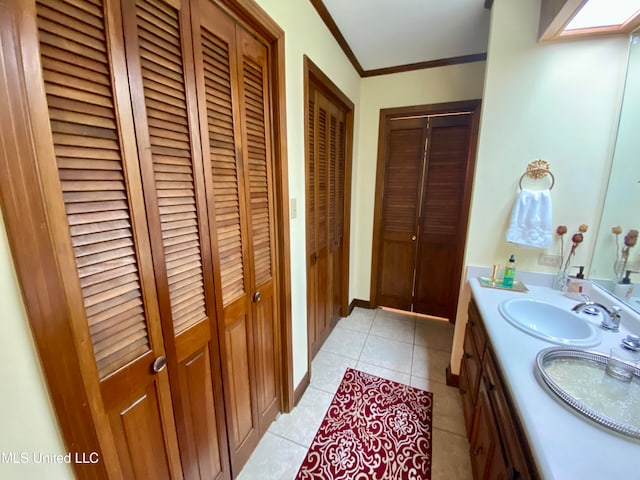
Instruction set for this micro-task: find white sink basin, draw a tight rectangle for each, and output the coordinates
[498,298,602,347]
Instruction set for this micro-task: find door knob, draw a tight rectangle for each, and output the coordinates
[152,356,167,374]
[253,291,262,302]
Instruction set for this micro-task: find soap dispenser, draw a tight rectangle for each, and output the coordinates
[613,270,634,301]
[502,254,516,288]
[564,266,592,299]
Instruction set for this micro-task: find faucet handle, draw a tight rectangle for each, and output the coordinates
[603,305,622,332]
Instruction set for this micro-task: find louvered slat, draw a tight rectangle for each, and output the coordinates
[317,107,327,249]
[421,125,469,236]
[36,0,150,379]
[328,114,337,245]
[201,26,246,306]
[382,128,424,233]
[308,97,315,254]
[242,58,272,287]
[336,119,346,240]
[135,0,206,334]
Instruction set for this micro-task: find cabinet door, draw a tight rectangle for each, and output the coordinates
[120,0,229,477]
[484,354,531,480]
[33,0,182,476]
[459,361,475,437]
[470,381,499,480]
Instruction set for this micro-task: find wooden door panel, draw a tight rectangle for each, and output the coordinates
[252,284,279,432]
[178,346,224,480]
[34,1,182,477]
[376,119,426,309]
[223,303,256,448]
[414,116,471,320]
[106,373,173,480]
[378,233,415,311]
[122,0,230,477]
[413,241,456,318]
[192,1,261,473]
[236,25,281,433]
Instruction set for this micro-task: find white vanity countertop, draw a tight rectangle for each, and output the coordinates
[468,275,640,480]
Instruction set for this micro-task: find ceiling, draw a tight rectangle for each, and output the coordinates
[314,0,492,76]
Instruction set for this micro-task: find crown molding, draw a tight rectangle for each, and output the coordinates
[310,0,486,78]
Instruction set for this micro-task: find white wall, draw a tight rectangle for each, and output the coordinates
[351,64,487,300]
[450,0,630,374]
[0,217,73,479]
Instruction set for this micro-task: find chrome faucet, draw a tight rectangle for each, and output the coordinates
[572,302,622,332]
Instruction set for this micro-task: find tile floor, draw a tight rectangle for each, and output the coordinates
[237,307,473,480]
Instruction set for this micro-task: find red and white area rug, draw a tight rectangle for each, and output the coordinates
[296,368,433,480]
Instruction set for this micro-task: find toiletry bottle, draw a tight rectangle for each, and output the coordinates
[503,254,516,288]
[613,270,634,301]
[564,266,592,299]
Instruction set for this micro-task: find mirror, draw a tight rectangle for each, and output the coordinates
[590,32,640,311]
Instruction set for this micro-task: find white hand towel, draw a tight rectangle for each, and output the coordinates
[506,189,552,248]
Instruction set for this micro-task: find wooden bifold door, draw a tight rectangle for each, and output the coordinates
[0,0,289,478]
[372,102,480,324]
[305,64,353,360]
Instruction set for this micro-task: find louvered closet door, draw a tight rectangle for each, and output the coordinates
[329,102,346,325]
[306,86,347,358]
[413,114,472,320]
[120,0,229,478]
[191,1,262,473]
[377,117,428,311]
[34,0,182,477]
[236,25,281,437]
[312,90,329,354]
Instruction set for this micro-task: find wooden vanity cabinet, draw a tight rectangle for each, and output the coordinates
[460,299,538,480]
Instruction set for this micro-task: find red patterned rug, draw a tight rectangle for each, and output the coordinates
[296,368,433,480]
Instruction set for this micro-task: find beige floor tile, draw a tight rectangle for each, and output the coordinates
[310,350,357,394]
[336,307,375,333]
[370,313,416,343]
[355,360,411,386]
[320,326,367,359]
[359,334,414,373]
[411,344,451,383]
[411,376,466,436]
[414,318,455,352]
[268,387,333,447]
[431,427,473,480]
[236,432,307,480]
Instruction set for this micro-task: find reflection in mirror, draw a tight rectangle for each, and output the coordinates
[591,32,640,311]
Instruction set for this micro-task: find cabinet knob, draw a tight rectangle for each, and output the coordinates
[253,291,262,303]
[411,235,417,241]
[152,356,167,374]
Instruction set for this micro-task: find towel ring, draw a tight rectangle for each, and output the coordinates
[519,160,555,190]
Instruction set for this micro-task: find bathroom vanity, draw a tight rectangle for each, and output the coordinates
[462,276,640,480]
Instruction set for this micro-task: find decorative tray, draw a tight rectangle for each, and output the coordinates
[479,276,528,292]
[536,347,640,439]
